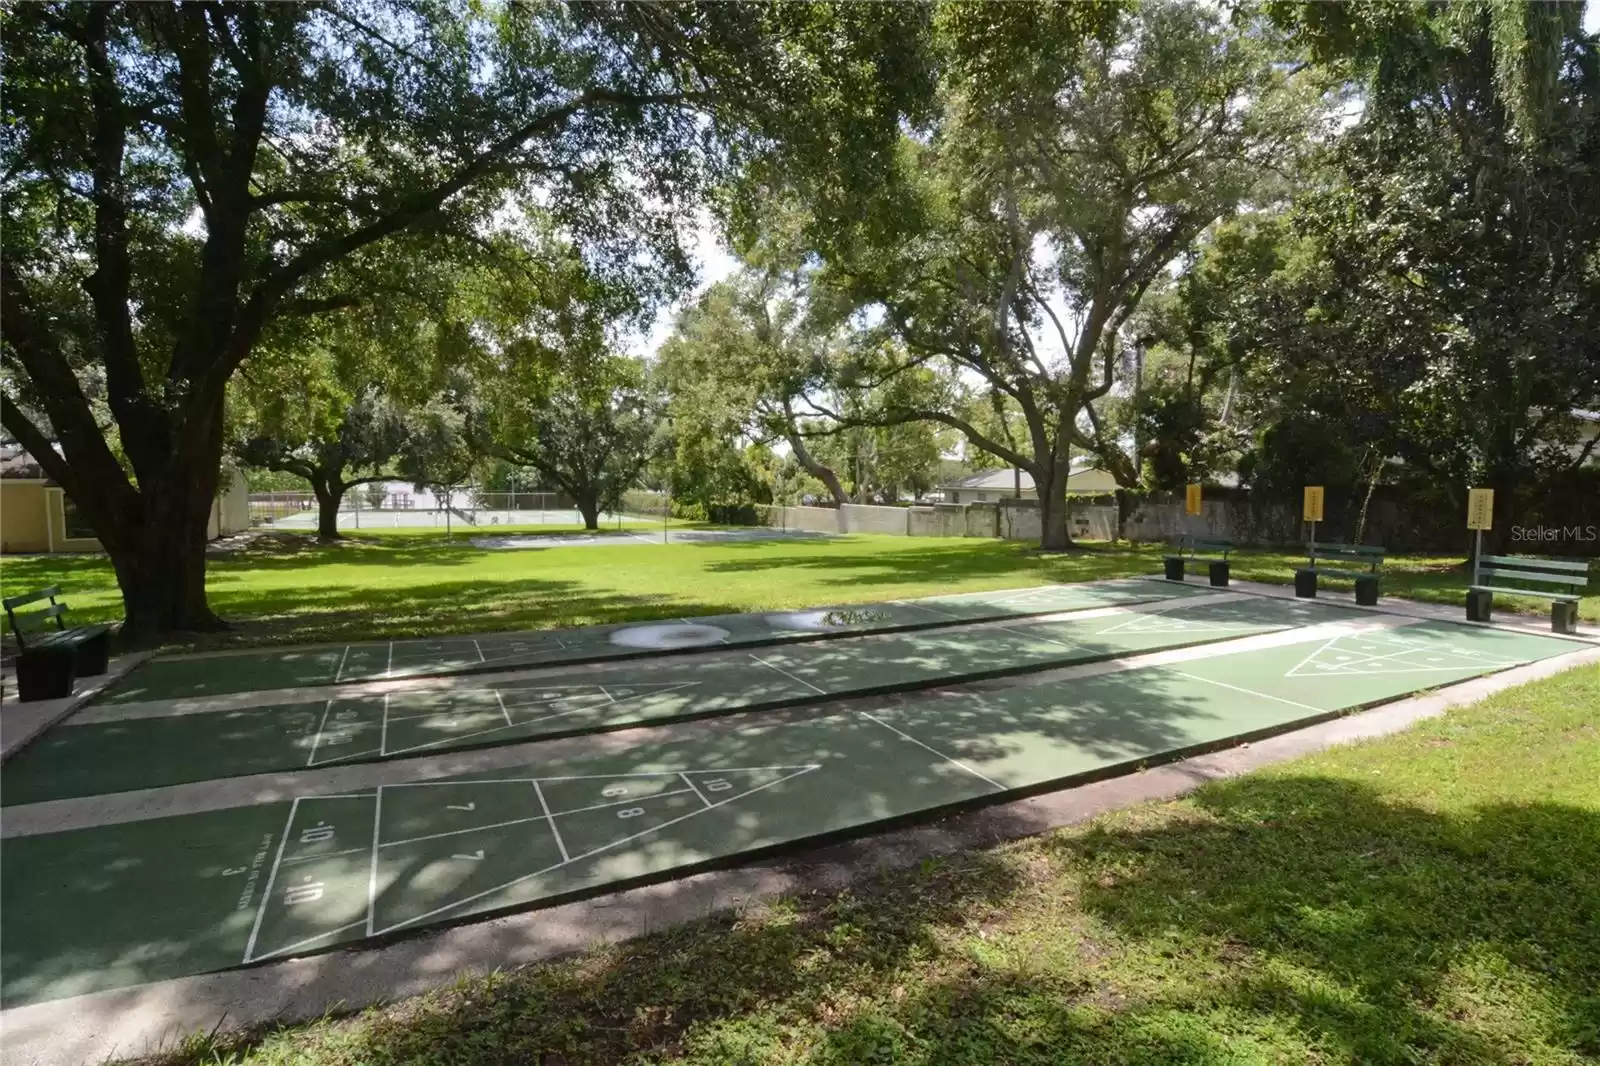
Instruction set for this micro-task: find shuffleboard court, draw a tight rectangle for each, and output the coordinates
[97,579,1217,705]
[1,618,1579,1007]
[6,595,1342,805]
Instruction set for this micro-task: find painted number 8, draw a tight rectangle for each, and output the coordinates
[616,807,645,819]
[602,786,628,798]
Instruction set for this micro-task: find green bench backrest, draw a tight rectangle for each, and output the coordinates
[1476,555,1592,590]
[1172,535,1233,555]
[1310,543,1384,565]
[3,586,68,638]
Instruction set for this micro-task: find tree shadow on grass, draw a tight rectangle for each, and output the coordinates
[119,764,1600,1065]
[699,540,1162,587]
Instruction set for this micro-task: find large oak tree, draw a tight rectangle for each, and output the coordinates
[0,1,934,638]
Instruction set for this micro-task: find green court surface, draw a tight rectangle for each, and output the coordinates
[5,595,1342,805]
[99,579,1216,704]
[0,618,1579,1007]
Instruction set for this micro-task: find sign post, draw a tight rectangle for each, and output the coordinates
[1466,487,1495,584]
[1302,485,1324,551]
[1185,483,1202,516]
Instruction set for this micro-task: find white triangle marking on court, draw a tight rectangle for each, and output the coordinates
[371,764,822,937]
[380,683,701,758]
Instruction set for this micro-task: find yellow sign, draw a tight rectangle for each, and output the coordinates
[1185,483,1202,516]
[1466,487,1495,530]
[1302,485,1325,523]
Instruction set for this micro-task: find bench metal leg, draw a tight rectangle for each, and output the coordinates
[1163,556,1185,582]
[1207,560,1230,587]
[1294,568,1317,598]
[16,648,76,702]
[1551,600,1579,636]
[1465,589,1494,623]
[1354,575,1380,606]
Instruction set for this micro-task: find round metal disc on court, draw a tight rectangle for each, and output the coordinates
[609,623,730,649]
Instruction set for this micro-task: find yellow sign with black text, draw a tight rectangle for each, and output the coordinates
[1185,483,1202,516]
[1466,488,1495,531]
[1302,485,1325,523]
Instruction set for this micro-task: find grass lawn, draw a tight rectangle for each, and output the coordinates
[1,531,1594,651]
[137,661,1600,1066]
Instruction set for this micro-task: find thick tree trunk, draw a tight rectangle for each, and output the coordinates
[575,493,601,531]
[1114,489,1133,544]
[102,417,227,642]
[311,478,345,541]
[1037,464,1074,551]
[787,432,849,507]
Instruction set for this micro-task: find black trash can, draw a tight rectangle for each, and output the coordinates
[1294,568,1318,598]
[1552,600,1579,635]
[1163,556,1185,581]
[1354,575,1381,606]
[1207,561,1230,587]
[17,646,76,702]
[1465,589,1493,622]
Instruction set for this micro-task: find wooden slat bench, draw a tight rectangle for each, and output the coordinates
[1162,535,1235,587]
[3,587,112,702]
[1466,555,1588,635]
[1295,543,1385,605]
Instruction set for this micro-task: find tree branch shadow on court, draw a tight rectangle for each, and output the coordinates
[109,769,1600,1066]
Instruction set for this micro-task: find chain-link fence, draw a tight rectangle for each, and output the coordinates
[248,489,645,531]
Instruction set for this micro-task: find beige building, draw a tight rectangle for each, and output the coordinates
[1,450,250,554]
[938,461,1120,504]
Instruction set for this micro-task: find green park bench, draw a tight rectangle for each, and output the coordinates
[1162,535,1234,587]
[3,587,111,702]
[1295,542,1385,606]
[1466,555,1587,635]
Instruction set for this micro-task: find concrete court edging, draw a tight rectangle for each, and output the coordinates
[0,650,155,763]
[4,643,1596,1066]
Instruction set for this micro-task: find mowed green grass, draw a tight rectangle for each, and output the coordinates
[1,531,1594,650]
[138,662,1600,1066]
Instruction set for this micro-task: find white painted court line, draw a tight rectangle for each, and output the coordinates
[332,645,352,685]
[472,639,486,663]
[991,624,1078,649]
[379,693,390,757]
[379,812,553,850]
[282,846,371,868]
[385,641,395,680]
[680,772,712,808]
[1286,633,1523,678]
[895,600,962,620]
[242,797,301,964]
[531,779,570,863]
[494,689,513,727]
[1168,672,1325,714]
[748,653,827,696]
[366,786,383,936]
[303,700,334,768]
[248,918,370,966]
[373,766,819,937]
[379,789,702,849]
[858,711,1006,791]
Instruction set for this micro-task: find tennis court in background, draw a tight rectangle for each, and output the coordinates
[2,596,1583,1008]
